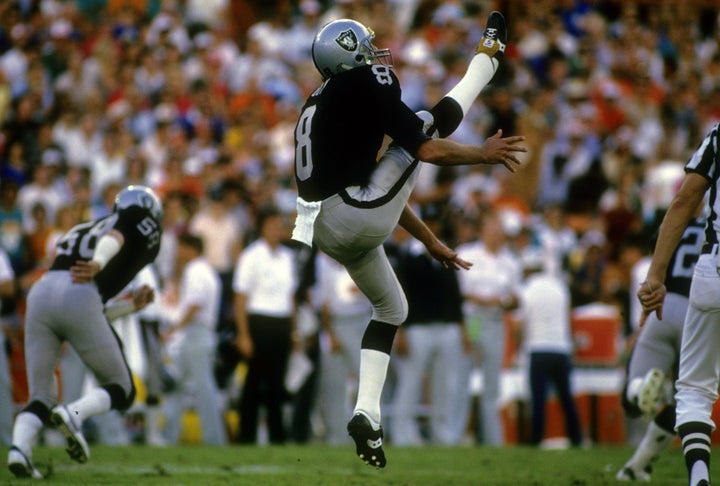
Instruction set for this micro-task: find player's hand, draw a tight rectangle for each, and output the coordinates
[236,334,254,359]
[637,279,666,324]
[132,285,155,311]
[70,260,101,283]
[426,240,473,270]
[481,130,527,172]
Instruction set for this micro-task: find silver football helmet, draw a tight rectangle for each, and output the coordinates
[113,185,163,222]
[311,19,393,80]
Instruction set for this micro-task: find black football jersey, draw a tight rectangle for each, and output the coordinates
[294,65,431,201]
[664,217,705,297]
[50,208,162,302]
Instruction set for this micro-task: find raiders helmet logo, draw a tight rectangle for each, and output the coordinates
[335,29,358,52]
[139,195,153,208]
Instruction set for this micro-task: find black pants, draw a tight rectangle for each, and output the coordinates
[529,351,582,446]
[238,314,291,444]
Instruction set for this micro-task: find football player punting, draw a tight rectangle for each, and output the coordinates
[292,11,525,467]
[7,185,162,478]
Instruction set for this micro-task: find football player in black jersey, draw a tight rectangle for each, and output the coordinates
[7,185,163,478]
[618,215,705,481]
[291,12,525,467]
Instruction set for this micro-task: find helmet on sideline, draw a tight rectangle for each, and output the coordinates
[113,185,163,222]
[311,19,393,80]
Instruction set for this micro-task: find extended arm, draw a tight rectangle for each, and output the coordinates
[416,132,526,172]
[398,204,471,270]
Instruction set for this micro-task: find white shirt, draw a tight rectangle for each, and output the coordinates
[233,239,296,317]
[90,152,126,198]
[519,272,573,354]
[0,48,28,97]
[60,128,103,169]
[189,207,242,273]
[456,241,521,317]
[17,183,66,232]
[178,257,221,330]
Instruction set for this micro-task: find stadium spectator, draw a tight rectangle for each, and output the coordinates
[392,203,467,445]
[232,206,297,444]
[569,229,608,307]
[17,164,65,234]
[516,248,582,447]
[456,210,522,446]
[188,184,243,328]
[161,233,227,445]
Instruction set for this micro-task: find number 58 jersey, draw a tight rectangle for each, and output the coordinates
[50,207,162,303]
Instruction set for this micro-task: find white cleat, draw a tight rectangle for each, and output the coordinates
[51,405,90,463]
[7,445,43,479]
[637,368,665,416]
[616,464,651,482]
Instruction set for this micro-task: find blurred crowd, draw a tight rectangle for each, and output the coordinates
[1,0,719,446]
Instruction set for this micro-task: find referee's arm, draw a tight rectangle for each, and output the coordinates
[641,173,708,320]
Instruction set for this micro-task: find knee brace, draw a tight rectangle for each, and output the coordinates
[103,383,136,412]
[22,400,51,425]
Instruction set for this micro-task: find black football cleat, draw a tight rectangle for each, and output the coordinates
[347,412,386,468]
[476,11,507,61]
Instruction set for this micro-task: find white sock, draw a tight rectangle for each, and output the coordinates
[627,421,674,469]
[67,388,112,424]
[11,412,43,457]
[690,461,709,485]
[445,54,498,116]
[354,349,390,425]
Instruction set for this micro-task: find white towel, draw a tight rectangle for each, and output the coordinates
[291,197,321,247]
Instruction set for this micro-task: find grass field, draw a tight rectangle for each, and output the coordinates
[0,443,709,485]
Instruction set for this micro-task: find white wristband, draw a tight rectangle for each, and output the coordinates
[92,235,122,270]
[104,300,135,321]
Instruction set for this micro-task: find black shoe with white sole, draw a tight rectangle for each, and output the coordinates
[347,412,386,468]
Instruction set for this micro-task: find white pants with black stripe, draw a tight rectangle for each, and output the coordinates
[313,144,420,325]
[675,254,720,430]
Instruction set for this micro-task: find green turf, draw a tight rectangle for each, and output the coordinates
[0,443,706,485]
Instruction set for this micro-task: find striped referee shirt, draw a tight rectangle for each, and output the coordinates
[685,122,720,247]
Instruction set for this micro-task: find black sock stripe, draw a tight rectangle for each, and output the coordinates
[361,320,398,355]
[653,405,676,433]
